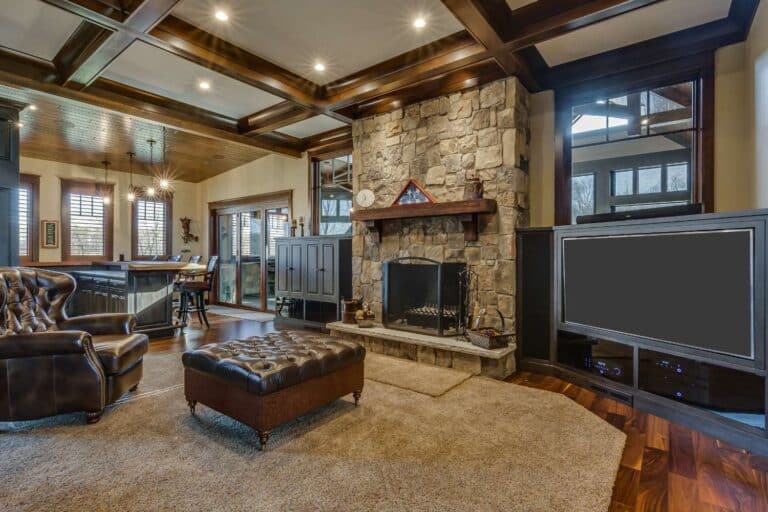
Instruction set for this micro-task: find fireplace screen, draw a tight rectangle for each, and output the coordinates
[382,257,466,337]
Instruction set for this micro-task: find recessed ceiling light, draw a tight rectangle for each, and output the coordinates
[413,17,426,28]
[198,80,211,91]
[29,104,37,111]
[314,62,326,72]
[215,10,229,22]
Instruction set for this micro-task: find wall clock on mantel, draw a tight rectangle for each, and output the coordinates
[356,188,375,208]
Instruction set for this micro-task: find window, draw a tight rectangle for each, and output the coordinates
[62,180,113,260]
[312,154,353,235]
[132,197,171,259]
[18,174,39,263]
[555,54,713,224]
[571,174,595,221]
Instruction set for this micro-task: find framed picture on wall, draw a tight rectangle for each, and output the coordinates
[41,220,59,249]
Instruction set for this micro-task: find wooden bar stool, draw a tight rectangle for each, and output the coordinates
[176,256,218,329]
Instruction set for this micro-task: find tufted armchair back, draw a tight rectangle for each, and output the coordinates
[0,267,75,335]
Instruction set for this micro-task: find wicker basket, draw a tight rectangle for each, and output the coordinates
[467,309,512,349]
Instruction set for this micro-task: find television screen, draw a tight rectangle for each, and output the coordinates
[562,230,754,359]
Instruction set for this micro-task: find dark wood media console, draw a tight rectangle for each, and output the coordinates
[517,210,768,455]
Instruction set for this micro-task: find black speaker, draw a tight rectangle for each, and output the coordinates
[516,228,554,361]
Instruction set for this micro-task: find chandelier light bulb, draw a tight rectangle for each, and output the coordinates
[147,186,156,197]
[103,196,111,205]
[127,191,136,202]
[160,179,169,190]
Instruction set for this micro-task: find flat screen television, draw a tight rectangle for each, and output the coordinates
[561,229,754,360]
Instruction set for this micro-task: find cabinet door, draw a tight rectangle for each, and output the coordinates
[320,241,336,299]
[289,242,304,294]
[305,241,321,298]
[275,242,290,294]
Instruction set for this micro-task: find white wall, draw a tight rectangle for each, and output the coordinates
[197,153,310,257]
[20,156,202,261]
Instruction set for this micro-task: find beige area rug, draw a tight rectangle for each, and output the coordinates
[207,305,275,322]
[0,353,626,512]
[364,352,472,396]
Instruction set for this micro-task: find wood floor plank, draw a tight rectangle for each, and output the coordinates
[637,447,670,512]
[668,473,697,512]
[621,428,647,471]
[612,466,640,509]
[669,423,697,479]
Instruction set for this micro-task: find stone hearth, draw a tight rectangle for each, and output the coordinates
[327,322,516,380]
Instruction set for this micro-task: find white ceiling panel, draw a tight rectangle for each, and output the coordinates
[536,0,732,66]
[277,115,347,139]
[172,0,464,84]
[103,41,282,119]
[0,0,82,60]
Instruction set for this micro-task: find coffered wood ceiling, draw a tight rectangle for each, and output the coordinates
[0,0,760,182]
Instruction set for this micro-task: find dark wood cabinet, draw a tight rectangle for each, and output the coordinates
[274,236,351,329]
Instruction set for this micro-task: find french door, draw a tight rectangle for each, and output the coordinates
[213,205,289,311]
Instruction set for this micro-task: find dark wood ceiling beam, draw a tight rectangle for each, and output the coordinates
[0,48,301,157]
[303,126,353,158]
[48,0,182,89]
[502,0,663,50]
[440,0,542,90]
[547,17,746,89]
[149,16,319,107]
[238,102,315,136]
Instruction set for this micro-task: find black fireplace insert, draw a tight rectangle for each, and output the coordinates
[382,257,466,337]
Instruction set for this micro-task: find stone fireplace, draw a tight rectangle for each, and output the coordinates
[331,77,530,379]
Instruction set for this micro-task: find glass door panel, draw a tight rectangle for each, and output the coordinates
[217,213,237,304]
[239,211,262,308]
[265,208,289,310]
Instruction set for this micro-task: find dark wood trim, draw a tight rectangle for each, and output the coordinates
[60,178,115,261]
[149,15,319,107]
[52,20,113,87]
[208,190,293,213]
[730,0,762,39]
[131,194,173,260]
[553,53,715,225]
[19,174,40,264]
[440,0,541,91]
[238,102,315,136]
[547,17,745,89]
[502,0,663,50]
[304,127,353,159]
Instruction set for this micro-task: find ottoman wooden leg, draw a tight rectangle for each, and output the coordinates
[353,390,362,406]
[86,410,103,424]
[187,399,197,414]
[257,430,271,450]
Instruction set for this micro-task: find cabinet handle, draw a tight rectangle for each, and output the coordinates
[288,267,294,271]
[318,268,325,272]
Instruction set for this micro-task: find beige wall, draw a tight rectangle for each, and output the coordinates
[747,0,768,208]
[197,153,310,257]
[20,156,202,262]
[526,29,767,225]
[528,90,556,227]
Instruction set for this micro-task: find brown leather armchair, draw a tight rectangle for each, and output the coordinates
[0,267,149,424]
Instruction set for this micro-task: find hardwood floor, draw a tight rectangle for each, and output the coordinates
[152,315,768,512]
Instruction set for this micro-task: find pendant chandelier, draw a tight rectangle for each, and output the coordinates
[147,139,157,197]
[100,160,111,205]
[126,151,137,202]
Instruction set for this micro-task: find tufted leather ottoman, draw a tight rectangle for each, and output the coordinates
[182,331,365,449]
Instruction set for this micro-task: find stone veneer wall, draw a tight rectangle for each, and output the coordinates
[351,77,530,332]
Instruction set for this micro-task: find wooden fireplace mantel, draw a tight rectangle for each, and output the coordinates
[350,199,497,242]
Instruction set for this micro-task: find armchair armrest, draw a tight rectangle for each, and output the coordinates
[58,313,136,336]
[0,331,93,359]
